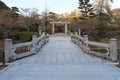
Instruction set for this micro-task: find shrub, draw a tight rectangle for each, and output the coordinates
[46,30,52,34]
[20,27,28,32]
[106,25,116,31]
[19,32,32,42]
[94,36,100,42]
[7,32,19,40]
[29,26,38,32]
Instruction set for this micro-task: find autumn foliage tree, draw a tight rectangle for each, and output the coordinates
[0,1,41,39]
[0,9,20,38]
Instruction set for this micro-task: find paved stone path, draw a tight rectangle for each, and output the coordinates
[0,36,120,80]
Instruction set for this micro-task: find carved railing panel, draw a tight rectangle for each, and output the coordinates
[71,34,117,62]
[5,34,49,62]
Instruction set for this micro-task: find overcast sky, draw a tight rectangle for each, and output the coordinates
[1,0,120,14]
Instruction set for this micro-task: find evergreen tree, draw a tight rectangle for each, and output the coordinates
[78,0,95,19]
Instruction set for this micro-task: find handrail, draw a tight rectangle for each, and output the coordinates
[86,41,109,48]
[5,33,49,62]
[13,42,32,48]
[71,34,118,62]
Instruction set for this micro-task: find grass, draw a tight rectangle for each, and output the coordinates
[15,46,29,54]
[91,49,108,54]
[89,45,108,54]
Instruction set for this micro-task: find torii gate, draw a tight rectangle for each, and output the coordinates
[50,21,70,35]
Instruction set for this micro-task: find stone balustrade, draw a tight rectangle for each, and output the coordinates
[5,33,49,62]
[71,34,118,62]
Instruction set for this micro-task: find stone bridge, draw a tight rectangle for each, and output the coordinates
[0,34,120,80]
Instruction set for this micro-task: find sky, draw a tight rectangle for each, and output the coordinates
[1,0,120,14]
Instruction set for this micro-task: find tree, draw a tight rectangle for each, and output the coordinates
[93,0,113,16]
[49,12,58,20]
[112,8,120,19]
[70,9,81,19]
[90,0,114,38]
[0,9,20,38]
[20,8,30,16]
[0,1,10,11]
[20,8,40,32]
[69,18,79,32]
[0,1,21,38]
[78,0,95,19]
[11,7,19,12]
[112,8,120,31]
[41,7,49,32]
[77,0,97,33]
[9,7,19,21]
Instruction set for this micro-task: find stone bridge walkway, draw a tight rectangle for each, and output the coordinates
[0,36,120,80]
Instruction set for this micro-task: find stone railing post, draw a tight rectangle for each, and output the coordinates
[31,35,37,52]
[46,33,49,42]
[42,32,45,44]
[32,35,37,45]
[39,29,42,36]
[109,38,118,62]
[78,29,81,36]
[75,32,78,44]
[42,32,45,36]
[71,33,74,42]
[47,33,49,36]
[84,35,88,42]
[71,32,73,36]
[38,26,42,36]
[5,39,13,62]
[83,35,89,53]
[75,32,78,36]
[32,35,37,42]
